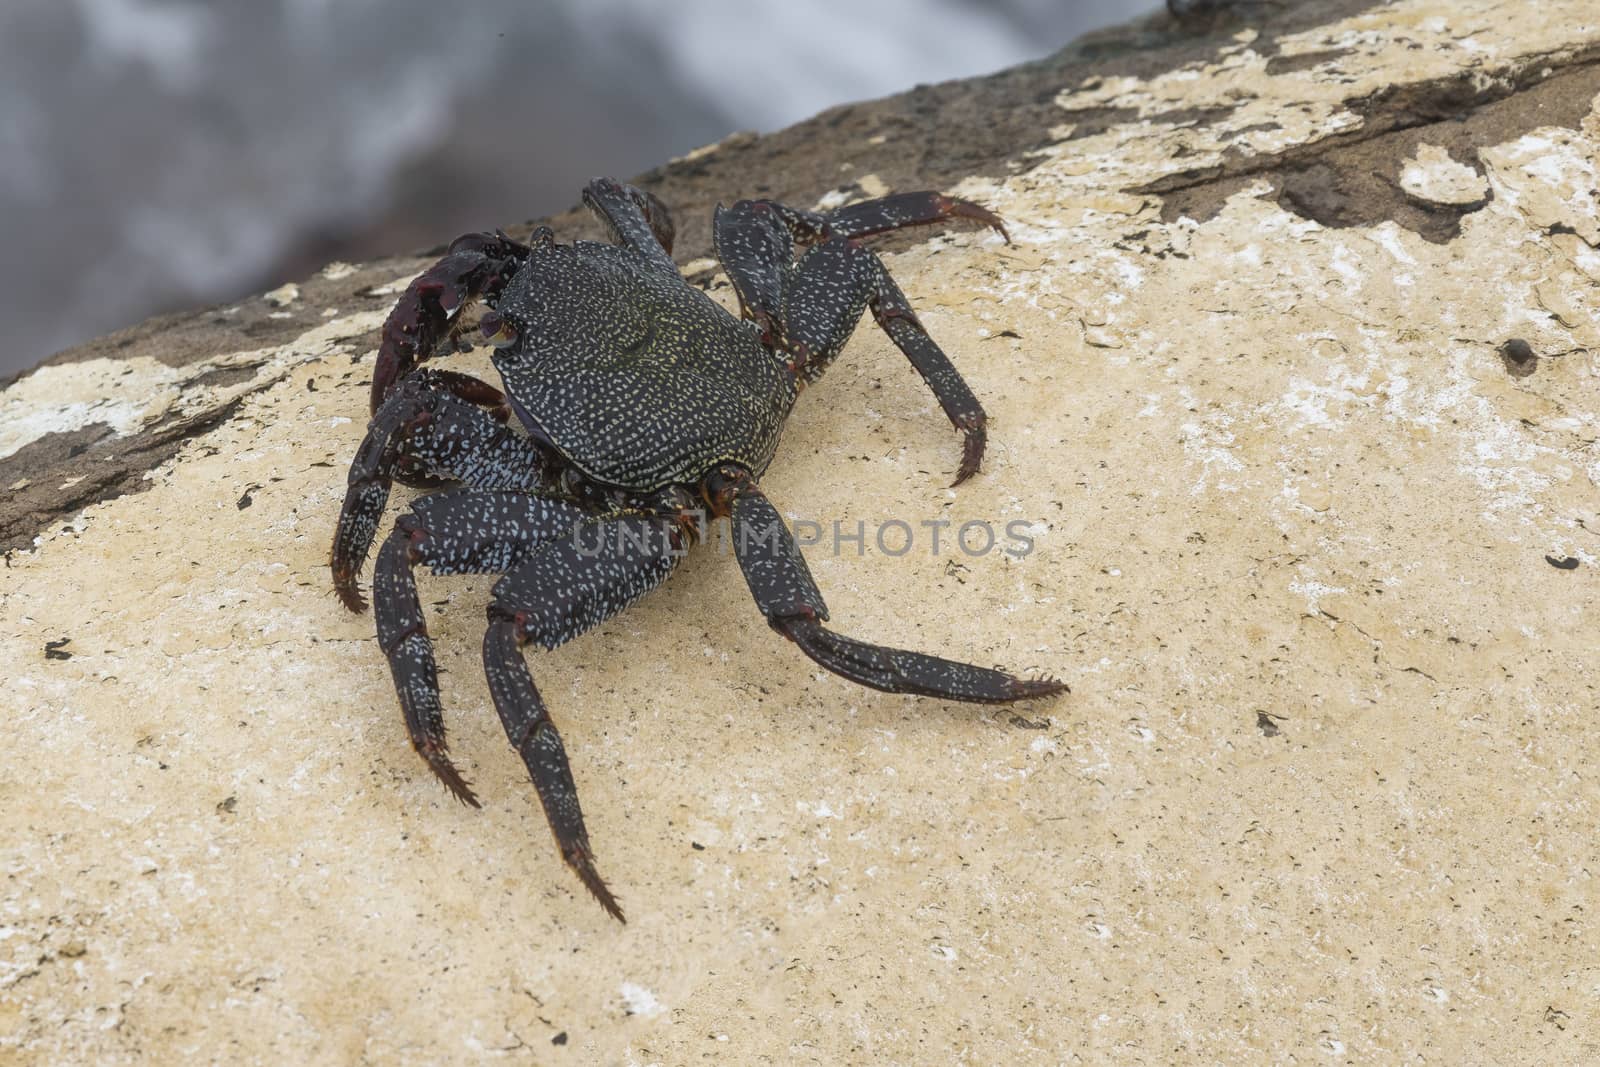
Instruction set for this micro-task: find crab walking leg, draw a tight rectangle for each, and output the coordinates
[370,230,530,413]
[726,191,1009,251]
[581,177,678,271]
[371,490,592,806]
[711,470,1068,703]
[373,525,477,806]
[822,191,1010,244]
[781,237,990,485]
[712,200,795,344]
[481,622,623,920]
[484,517,684,922]
[716,205,991,483]
[384,369,518,492]
[333,372,552,611]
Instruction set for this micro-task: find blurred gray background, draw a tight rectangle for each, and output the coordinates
[0,0,1163,380]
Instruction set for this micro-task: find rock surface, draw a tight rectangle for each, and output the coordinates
[4,1,1599,1062]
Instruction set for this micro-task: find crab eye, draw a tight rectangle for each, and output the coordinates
[479,311,518,347]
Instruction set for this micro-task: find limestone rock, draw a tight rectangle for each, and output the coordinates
[4,2,1599,1062]
[1400,143,1491,206]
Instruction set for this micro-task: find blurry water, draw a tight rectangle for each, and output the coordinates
[0,0,1159,379]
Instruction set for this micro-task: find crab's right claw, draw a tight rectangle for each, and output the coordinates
[370,232,529,414]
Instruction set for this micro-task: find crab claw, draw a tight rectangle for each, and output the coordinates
[479,311,518,347]
[369,233,529,414]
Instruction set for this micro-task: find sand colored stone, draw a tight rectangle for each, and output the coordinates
[3,1,1599,1062]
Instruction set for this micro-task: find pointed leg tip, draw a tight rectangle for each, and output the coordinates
[335,583,369,614]
[943,194,1010,243]
[332,561,369,613]
[424,750,480,807]
[596,889,627,925]
[950,444,982,485]
[1007,675,1070,701]
[441,775,480,808]
[566,845,626,923]
[950,425,986,486]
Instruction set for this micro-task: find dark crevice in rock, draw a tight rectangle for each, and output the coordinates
[1137,45,1600,242]
[1058,105,1144,140]
[1229,120,1285,138]
[190,360,271,390]
[1062,102,1245,143]
[1275,160,1492,243]
[2,424,117,477]
[1264,48,1355,75]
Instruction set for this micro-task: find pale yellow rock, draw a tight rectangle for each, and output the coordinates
[4,2,1600,1064]
[1482,121,1600,244]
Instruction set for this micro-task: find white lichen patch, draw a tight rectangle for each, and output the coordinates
[0,357,185,460]
[814,173,889,211]
[1481,125,1600,242]
[263,282,300,307]
[0,310,386,464]
[619,982,665,1019]
[1290,578,1348,614]
[1399,144,1489,206]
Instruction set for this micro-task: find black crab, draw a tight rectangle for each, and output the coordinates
[330,178,1066,920]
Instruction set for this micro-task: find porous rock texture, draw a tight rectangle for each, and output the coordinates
[4,1,1599,1062]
